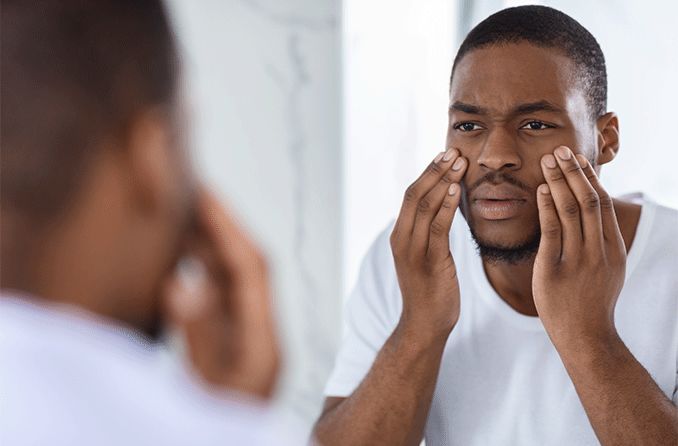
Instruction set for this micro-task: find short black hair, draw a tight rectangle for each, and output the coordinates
[451,5,607,120]
[1,0,179,223]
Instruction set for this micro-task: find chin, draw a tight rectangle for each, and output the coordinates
[465,212,542,265]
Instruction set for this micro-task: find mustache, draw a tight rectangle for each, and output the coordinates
[466,171,532,195]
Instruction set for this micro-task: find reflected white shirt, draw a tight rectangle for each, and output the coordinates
[325,193,678,445]
[0,294,298,446]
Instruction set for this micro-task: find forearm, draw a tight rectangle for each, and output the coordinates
[554,331,678,445]
[313,321,449,446]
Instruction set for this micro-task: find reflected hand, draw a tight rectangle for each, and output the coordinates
[391,148,468,337]
[533,146,626,346]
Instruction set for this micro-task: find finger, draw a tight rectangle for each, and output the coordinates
[163,265,237,386]
[412,156,467,254]
[536,183,562,264]
[576,154,623,245]
[393,148,461,241]
[194,187,278,363]
[552,146,604,253]
[427,182,462,261]
[195,187,261,278]
[541,151,582,257]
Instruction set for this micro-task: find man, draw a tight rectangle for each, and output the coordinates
[314,6,678,446]
[1,1,293,444]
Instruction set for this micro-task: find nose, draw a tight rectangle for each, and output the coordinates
[477,127,522,171]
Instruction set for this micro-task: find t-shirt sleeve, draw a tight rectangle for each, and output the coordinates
[323,225,401,397]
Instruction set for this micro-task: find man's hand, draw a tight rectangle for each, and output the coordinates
[391,148,468,337]
[532,146,626,345]
[163,187,280,399]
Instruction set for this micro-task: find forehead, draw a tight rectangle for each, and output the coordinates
[450,42,585,114]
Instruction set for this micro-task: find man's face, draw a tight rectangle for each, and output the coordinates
[447,42,598,261]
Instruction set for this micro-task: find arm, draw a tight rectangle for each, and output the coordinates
[312,148,468,446]
[533,147,678,445]
[313,320,451,446]
[556,330,678,445]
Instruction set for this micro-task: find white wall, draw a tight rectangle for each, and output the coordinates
[343,0,460,290]
[167,0,342,433]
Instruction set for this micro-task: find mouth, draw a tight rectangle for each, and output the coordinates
[472,198,527,220]
[469,181,529,221]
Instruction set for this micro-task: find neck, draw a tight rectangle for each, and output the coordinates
[483,255,538,315]
[481,198,642,317]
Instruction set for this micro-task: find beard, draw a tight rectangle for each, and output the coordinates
[468,222,541,265]
[459,168,545,265]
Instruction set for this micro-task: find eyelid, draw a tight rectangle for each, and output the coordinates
[453,121,485,131]
[520,120,556,130]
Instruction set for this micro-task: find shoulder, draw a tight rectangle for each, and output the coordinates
[618,194,678,299]
[346,221,400,322]
[630,196,678,260]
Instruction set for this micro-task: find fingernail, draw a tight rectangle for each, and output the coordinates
[555,146,571,160]
[543,154,557,168]
[539,184,550,194]
[442,147,457,162]
[452,157,465,171]
[576,154,589,166]
[434,152,444,163]
[448,183,458,195]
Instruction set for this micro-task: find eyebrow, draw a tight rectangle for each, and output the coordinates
[450,100,564,116]
[450,101,488,115]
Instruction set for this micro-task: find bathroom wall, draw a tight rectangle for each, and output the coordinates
[168,0,342,432]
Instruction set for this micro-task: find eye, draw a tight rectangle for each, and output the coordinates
[454,122,483,132]
[521,120,553,131]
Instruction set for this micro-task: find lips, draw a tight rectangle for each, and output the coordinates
[471,184,528,221]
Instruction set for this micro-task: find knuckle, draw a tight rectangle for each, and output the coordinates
[581,191,600,210]
[389,232,398,249]
[427,162,444,176]
[417,197,433,213]
[390,234,405,254]
[404,185,419,203]
[543,224,561,239]
[440,199,453,210]
[547,170,565,182]
[599,194,614,210]
[563,199,580,218]
[540,195,556,210]
[430,220,446,236]
[584,171,597,183]
[439,170,455,184]
[564,163,582,174]
[389,229,398,244]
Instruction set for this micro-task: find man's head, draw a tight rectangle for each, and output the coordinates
[1,0,194,337]
[447,5,620,264]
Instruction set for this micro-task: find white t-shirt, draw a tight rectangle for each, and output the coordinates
[0,294,300,446]
[324,193,678,445]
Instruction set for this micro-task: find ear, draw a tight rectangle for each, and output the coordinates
[595,112,620,166]
[124,109,177,217]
